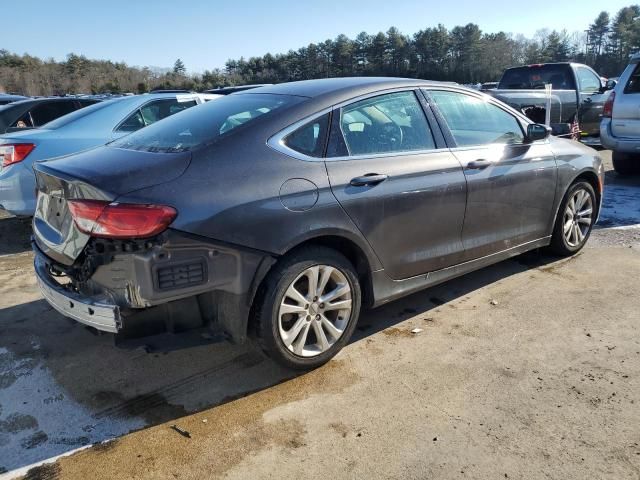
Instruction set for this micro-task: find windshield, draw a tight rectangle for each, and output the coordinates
[498,65,576,90]
[110,93,304,153]
[42,98,115,129]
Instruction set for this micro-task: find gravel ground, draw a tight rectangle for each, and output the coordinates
[0,150,639,479]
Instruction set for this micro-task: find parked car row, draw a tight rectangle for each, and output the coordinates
[18,77,604,370]
[0,92,220,215]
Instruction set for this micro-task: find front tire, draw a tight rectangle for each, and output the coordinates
[253,246,361,370]
[612,152,639,176]
[549,181,596,256]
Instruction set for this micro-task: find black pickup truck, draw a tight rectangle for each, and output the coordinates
[488,62,614,144]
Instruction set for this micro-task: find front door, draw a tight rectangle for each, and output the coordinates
[325,90,467,280]
[427,89,558,261]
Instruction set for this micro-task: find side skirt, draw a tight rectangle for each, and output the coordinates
[371,237,551,307]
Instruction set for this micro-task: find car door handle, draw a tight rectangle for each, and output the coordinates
[349,173,388,186]
[584,97,592,103]
[466,159,491,170]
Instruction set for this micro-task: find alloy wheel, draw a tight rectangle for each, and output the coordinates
[563,188,593,247]
[278,265,353,357]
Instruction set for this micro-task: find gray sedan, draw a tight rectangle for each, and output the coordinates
[32,78,604,370]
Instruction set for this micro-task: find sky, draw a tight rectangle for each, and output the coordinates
[2,0,634,73]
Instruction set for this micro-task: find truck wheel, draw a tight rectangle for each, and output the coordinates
[612,152,639,176]
[549,181,596,256]
[253,246,361,370]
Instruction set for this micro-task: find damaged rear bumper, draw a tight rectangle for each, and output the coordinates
[35,254,121,333]
[33,229,276,341]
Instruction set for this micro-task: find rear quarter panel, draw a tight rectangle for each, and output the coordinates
[547,137,603,226]
[114,121,383,271]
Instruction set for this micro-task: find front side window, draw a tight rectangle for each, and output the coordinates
[576,67,602,93]
[283,113,330,157]
[111,93,303,153]
[329,91,435,157]
[429,90,524,147]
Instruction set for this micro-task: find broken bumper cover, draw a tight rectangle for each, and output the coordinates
[34,254,121,333]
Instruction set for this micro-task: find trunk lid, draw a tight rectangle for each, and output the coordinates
[33,146,191,265]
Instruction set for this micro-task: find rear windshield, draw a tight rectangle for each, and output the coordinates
[110,93,304,153]
[498,65,576,90]
[42,99,112,129]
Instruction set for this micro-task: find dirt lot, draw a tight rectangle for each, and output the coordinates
[0,150,639,479]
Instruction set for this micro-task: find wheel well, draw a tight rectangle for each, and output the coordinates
[288,236,374,308]
[574,171,602,210]
[250,235,374,316]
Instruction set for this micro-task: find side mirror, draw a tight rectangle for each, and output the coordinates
[606,79,617,90]
[526,123,551,142]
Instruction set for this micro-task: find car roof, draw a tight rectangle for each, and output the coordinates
[205,84,272,95]
[235,77,453,101]
[0,94,29,101]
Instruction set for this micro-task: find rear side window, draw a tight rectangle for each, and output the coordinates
[429,90,524,147]
[283,113,330,157]
[118,110,146,132]
[624,63,640,94]
[30,101,77,125]
[328,91,435,157]
[111,93,304,153]
[576,67,602,93]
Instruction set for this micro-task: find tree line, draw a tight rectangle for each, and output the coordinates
[1,5,638,96]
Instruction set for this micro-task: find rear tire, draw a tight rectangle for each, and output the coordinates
[549,181,596,256]
[253,246,361,370]
[612,152,639,176]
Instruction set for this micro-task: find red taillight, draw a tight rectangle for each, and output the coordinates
[67,200,177,239]
[0,143,35,167]
[603,91,616,118]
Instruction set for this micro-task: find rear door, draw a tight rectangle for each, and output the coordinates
[611,61,640,139]
[426,88,557,261]
[324,90,467,280]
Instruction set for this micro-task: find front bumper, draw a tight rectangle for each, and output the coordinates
[35,254,121,333]
[600,118,640,153]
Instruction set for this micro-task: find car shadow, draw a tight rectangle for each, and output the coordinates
[0,214,32,256]
[0,247,559,472]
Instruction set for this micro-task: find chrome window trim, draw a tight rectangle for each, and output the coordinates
[267,86,442,162]
[267,106,333,161]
